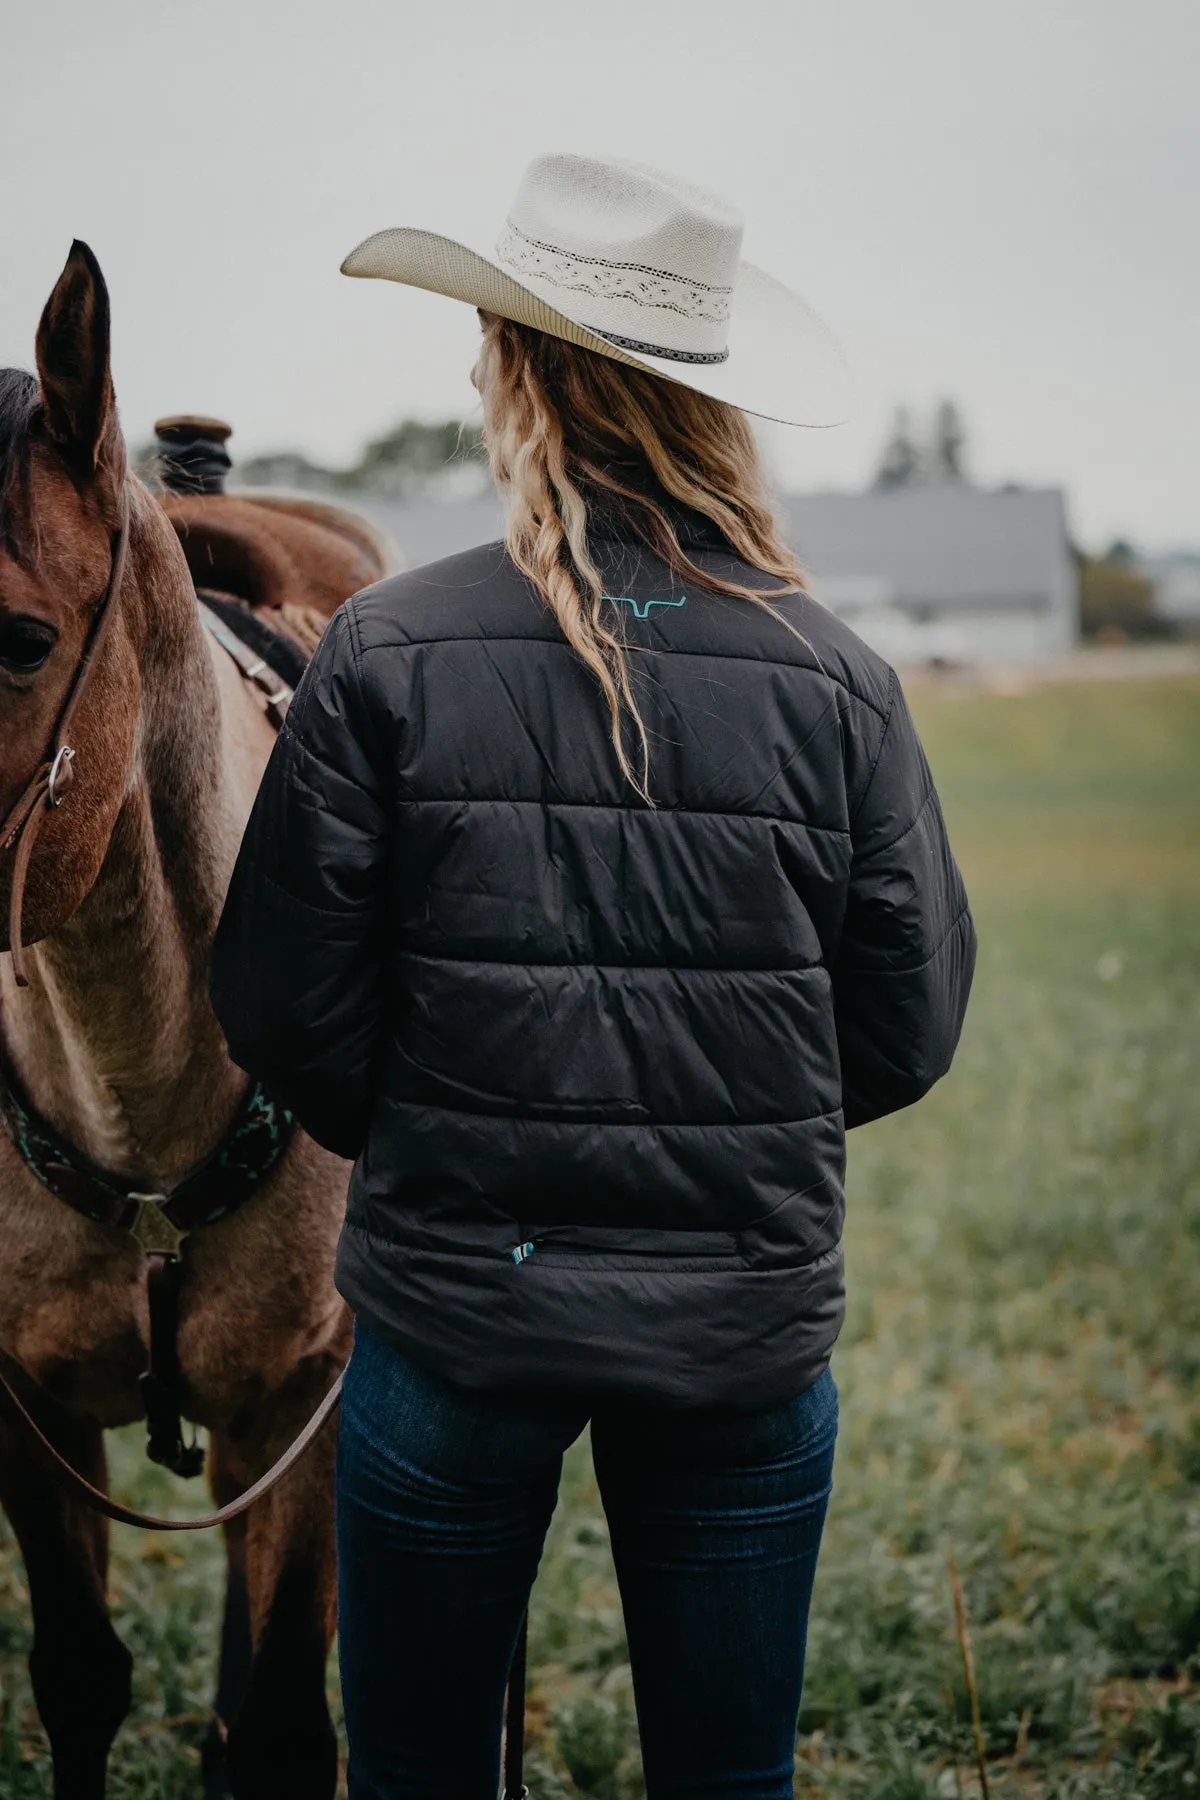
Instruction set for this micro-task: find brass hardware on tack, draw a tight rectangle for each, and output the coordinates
[127,1195,188,1260]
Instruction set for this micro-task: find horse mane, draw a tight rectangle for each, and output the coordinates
[0,369,41,563]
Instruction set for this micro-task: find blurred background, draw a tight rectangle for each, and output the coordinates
[3,0,1199,649]
[1,3,1198,1796]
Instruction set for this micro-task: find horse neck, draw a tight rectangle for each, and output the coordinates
[1,506,257,1187]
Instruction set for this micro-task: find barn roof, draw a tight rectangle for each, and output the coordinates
[779,485,1073,613]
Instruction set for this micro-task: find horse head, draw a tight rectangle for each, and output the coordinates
[0,242,191,969]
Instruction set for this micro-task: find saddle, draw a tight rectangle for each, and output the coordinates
[154,414,395,663]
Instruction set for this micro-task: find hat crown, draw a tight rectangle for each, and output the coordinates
[497,153,745,362]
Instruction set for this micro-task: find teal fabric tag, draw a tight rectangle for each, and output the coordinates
[605,594,687,622]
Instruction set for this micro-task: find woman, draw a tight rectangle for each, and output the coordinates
[212,154,975,1800]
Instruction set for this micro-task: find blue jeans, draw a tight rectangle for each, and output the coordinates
[336,1325,838,1799]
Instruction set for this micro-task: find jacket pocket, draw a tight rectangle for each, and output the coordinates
[509,1223,744,1272]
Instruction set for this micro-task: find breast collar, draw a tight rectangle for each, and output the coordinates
[0,1052,294,1259]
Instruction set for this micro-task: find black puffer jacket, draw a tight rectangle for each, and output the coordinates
[212,506,975,1408]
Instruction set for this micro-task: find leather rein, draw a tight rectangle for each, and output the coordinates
[0,486,343,1531]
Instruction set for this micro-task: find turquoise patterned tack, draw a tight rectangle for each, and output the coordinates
[0,1061,293,1233]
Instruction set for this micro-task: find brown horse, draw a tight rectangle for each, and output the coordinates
[0,244,386,1798]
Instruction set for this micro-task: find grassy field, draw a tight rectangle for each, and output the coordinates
[1,668,1198,1797]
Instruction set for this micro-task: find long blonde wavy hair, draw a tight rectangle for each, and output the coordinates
[473,312,807,802]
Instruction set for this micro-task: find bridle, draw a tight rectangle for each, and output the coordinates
[0,478,345,1521]
[0,487,132,988]
[0,474,347,1507]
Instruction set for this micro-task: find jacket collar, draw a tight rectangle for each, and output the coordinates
[581,484,735,555]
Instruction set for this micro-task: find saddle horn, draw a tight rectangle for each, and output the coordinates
[154,415,233,496]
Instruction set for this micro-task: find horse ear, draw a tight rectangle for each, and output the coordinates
[35,241,123,484]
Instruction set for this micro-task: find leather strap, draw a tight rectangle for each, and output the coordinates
[0,492,132,988]
[198,589,310,691]
[0,1360,342,1531]
[199,602,293,727]
[140,1253,205,1476]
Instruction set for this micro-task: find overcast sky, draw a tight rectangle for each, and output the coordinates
[2,0,1196,549]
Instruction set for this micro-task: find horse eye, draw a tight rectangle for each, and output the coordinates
[0,616,57,674]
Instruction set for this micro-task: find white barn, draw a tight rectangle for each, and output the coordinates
[331,482,1079,666]
[778,486,1078,664]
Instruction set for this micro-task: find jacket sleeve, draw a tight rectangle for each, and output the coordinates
[832,672,976,1129]
[211,603,388,1160]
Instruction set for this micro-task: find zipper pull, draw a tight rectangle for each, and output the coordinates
[511,1241,536,1265]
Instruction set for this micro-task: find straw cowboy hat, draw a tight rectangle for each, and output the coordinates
[341,152,850,429]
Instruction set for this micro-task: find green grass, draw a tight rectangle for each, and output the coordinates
[2,672,1198,1797]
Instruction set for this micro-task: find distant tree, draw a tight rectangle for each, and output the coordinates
[1076,549,1157,638]
[932,399,966,482]
[874,407,923,488]
[356,419,485,495]
[234,419,486,497]
[1103,538,1137,567]
[874,400,971,488]
[233,450,336,490]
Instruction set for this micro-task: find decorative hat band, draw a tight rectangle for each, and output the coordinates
[495,219,733,365]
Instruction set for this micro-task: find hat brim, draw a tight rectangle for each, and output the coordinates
[340,227,851,429]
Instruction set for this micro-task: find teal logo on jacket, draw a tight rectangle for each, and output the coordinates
[606,594,687,622]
